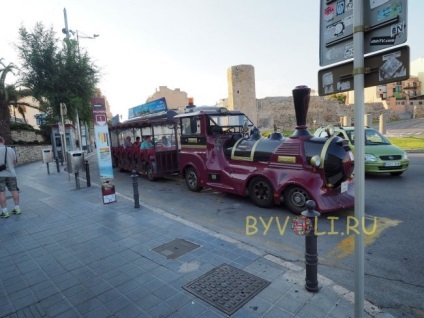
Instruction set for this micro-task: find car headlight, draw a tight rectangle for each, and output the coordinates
[365,154,377,162]
[403,151,408,160]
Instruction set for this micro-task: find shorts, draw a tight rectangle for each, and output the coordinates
[0,177,18,192]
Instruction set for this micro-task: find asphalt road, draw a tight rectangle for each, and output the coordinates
[80,151,424,318]
[375,118,424,137]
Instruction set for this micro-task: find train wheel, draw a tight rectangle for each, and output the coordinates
[284,186,309,215]
[248,177,274,208]
[185,167,203,192]
[146,164,156,181]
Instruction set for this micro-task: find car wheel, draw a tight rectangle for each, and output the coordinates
[284,186,309,215]
[248,177,274,208]
[390,172,403,176]
[146,164,156,181]
[185,167,203,192]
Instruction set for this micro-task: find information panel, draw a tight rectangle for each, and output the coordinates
[320,0,407,66]
[318,45,409,96]
[92,97,116,204]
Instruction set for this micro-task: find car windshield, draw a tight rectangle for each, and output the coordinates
[346,129,391,145]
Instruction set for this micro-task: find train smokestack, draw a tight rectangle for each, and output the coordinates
[292,85,311,137]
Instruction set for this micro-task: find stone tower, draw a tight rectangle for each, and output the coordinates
[227,65,257,124]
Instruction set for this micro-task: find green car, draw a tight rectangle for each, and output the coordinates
[314,126,409,176]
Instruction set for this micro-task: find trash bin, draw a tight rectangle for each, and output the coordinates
[67,151,85,174]
[41,148,53,163]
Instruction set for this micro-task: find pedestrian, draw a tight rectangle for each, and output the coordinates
[124,136,132,148]
[140,135,154,149]
[0,136,21,218]
[132,136,141,148]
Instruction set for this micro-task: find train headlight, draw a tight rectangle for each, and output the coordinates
[310,155,321,167]
[365,154,377,162]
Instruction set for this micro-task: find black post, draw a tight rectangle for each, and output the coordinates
[85,160,91,187]
[131,170,140,208]
[55,157,60,172]
[302,200,321,292]
[46,162,50,175]
[75,172,80,189]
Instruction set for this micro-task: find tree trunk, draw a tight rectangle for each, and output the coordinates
[0,104,13,144]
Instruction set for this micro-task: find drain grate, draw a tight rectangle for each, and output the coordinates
[152,238,200,259]
[183,263,270,315]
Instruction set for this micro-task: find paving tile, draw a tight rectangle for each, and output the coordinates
[125,286,151,303]
[96,288,123,304]
[44,299,74,317]
[176,300,208,317]
[148,302,176,317]
[75,298,103,315]
[114,303,144,318]
[136,294,162,311]
[103,294,132,313]
[165,292,193,309]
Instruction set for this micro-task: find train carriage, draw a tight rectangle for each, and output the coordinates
[109,86,355,214]
[109,112,179,180]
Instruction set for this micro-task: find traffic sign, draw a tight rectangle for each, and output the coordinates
[320,0,408,66]
[318,45,409,96]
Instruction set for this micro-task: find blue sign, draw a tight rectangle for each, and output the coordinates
[128,97,168,119]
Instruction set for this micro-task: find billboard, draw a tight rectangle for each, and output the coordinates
[128,97,168,120]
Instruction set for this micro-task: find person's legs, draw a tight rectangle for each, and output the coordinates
[6,178,21,214]
[0,177,9,218]
[0,191,6,210]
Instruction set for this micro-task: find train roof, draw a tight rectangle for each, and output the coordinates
[174,106,244,118]
[109,110,178,130]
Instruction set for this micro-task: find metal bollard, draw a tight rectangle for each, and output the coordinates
[55,157,60,172]
[131,170,140,208]
[46,162,50,175]
[301,200,321,292]
[85,160,91,187]
[75,172,80,189]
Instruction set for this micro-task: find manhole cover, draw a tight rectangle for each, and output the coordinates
[152,238,200,259]
[183,263,270,315]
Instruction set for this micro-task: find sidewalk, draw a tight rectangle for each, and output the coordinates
[0,161,390,318]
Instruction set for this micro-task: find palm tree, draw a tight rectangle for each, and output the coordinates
[0,59,17,144]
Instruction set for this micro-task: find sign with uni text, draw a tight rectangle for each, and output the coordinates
[91,97,116,204]
[320,0,408,66]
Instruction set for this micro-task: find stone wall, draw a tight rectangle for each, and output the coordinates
[14,145,48,166]
[10,130,50,166]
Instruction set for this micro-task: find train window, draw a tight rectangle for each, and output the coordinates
[182,117,200,135]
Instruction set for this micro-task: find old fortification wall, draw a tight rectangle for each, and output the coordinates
[255,96,408,130]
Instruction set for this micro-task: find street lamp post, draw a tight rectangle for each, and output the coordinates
[62,8,99,153]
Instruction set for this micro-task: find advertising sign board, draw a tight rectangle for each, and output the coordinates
[318,45,409,96]
[92,97,116,204]
[320,0,407,66]
[128,97,168,120]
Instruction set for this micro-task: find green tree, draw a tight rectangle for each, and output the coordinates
[16,22,99,125]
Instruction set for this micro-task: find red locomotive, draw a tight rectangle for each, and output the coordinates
[109,86,354,214]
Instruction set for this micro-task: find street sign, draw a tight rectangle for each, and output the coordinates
[318,45,409,96]
[320,0,408,66]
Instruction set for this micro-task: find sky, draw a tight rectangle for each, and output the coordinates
[2,0,423,120]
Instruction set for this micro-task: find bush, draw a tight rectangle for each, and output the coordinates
[10,122,35,131]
